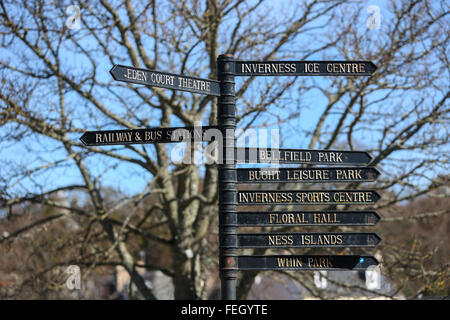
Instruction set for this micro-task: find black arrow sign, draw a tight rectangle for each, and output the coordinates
[235,60,377,76]
[237,255,379,271]
[235,147,372,165]
[236,211,381,226]
[236,167,380,183]
[227,232,381,248]
[80,126,219,146]
[238,190,381,205]
[110,65,221,96]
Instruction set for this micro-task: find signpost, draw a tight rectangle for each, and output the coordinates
[81,55,380,300]
[235,147,372,164]
[237,255,379,271]
[110,64,221,96]
[80,126,219,146]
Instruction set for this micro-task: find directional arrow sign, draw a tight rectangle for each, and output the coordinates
[110,65,220,96]
[236,211,381,226]
[80,126,219,146]
[227,232,382,248]
[238,190,381,205]
[235,61,377,76]
[235,147,372,165]
[237,255,379,271]
[236,167,380,183]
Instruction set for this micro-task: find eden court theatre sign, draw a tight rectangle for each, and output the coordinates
[110,64,220,96]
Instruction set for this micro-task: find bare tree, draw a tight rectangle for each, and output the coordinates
[0,0,448,299]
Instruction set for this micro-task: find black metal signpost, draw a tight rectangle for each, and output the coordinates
[81,55,379,301]
[110,64,221,96]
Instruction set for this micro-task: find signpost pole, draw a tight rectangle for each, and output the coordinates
[217,54,237,300]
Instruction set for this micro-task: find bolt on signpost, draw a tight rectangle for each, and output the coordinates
[80,54,379,301]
